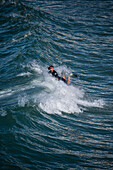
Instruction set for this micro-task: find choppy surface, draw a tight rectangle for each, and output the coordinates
[0,0,113,169]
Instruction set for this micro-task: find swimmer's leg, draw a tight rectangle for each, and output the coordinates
[62,73,70,84]
[62,73,67,84]
[67,75,70,84]
[62,73,65,79]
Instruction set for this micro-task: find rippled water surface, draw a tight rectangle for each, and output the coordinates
[0,0,113,169]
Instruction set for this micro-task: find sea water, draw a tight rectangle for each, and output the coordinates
[0,0,113,169]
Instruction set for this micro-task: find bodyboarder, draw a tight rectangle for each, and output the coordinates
[48,65,71,84]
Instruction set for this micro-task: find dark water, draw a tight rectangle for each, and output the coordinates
[0,0,113,169]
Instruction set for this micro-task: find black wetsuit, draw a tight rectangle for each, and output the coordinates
[48,70,67,84]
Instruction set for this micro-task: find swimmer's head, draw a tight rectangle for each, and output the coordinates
[48,66,54,71]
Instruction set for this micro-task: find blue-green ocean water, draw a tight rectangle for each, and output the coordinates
[0,0,113,169]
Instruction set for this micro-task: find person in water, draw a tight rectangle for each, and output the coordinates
[48,65,70,84]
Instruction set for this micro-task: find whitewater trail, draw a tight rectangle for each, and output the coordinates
[21,63,104,114]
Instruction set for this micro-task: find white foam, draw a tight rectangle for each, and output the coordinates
[77,99,104,108]
[0,89,13,98]
[0,108,7,117]
[35,65,105,114]
[0,62,43,100]
[0,62,104,114]
[38,82,83,114]
[0,84,33,99]
[18,93,29,107]
[27,61,43,74]
[17,72,32,77]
